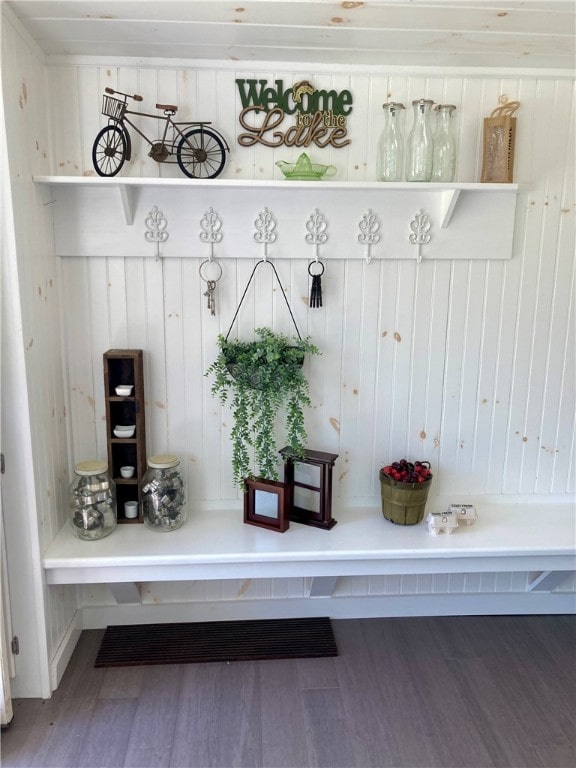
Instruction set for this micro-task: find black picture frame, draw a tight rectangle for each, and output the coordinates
[243,477,289,533]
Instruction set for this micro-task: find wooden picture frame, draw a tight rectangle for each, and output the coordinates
[280,448,338,529]
[243,477,289,533]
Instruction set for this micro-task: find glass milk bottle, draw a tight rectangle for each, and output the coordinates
[432,104,457,182]
[377,102,405,181]
[406,99,435,182]
[70,460,117,540]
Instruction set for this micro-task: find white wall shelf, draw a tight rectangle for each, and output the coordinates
[34,176,519,261]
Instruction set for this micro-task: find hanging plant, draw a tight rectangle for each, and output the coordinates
[206,327,319,486]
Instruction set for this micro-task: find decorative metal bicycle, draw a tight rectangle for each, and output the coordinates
[92,87,229,179]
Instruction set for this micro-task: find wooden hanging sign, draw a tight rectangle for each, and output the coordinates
[236,78,353,149]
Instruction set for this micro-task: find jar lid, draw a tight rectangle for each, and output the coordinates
[411,99,434,105]
[75,460,108,476]
[382,102,405,109]
[435,103,456,110]
[147,454,180,469]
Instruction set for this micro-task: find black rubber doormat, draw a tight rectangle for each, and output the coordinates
[94,617,337,667]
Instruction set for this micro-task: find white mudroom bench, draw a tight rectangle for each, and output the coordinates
[43,497,576,602]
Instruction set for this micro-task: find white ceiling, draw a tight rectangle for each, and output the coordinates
[5,0,576,70]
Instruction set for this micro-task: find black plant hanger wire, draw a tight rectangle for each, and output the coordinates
[225,259,302,342]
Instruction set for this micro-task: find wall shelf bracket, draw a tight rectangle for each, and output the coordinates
[118,184,136,226]
[110,582,142,604]
[309,575,339,597]
[527,570,570,592]
[440,188,462,228]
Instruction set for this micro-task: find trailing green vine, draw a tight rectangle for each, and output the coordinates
[206,328,320,486]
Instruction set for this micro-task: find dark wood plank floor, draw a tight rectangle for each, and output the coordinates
[2,615,575,768]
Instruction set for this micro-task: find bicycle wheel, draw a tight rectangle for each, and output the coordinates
[176,127,227,179]
[92,125,127,177]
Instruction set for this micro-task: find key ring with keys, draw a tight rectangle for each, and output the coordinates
[199,259,222,283]
[199,259,223,316]
[308,260,325,308]
[308,261,325,278]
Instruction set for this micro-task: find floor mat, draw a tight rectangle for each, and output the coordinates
[94,617,338,667]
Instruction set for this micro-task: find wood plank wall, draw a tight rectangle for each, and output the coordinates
[48,64,575,500]
[2,12,76,696]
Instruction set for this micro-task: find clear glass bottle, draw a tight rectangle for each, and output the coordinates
[142,454,185,532]
[70,460,117,540]
[432,104,457,182]
[406,99,435,182]
[377,102,405,181]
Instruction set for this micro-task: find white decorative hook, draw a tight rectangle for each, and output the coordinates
[305,208,328,262]
[145,206,169,260]
[358,210,381,264]
[409,209,432,263]
[199,207,223,261]
[253,207,277,261]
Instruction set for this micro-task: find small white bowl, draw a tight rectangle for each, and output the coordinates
[120,466,135,478]
[115,385,134,397]
[114,426,135,438]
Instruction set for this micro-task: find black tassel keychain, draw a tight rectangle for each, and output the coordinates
[308,260,325,308]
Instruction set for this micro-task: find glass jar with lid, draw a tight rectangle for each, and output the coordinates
[142,454,185,532]
[70,460,117,540]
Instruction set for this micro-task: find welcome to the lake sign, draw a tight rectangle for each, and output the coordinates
[236,78,353,148]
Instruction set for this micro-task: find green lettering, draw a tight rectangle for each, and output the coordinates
[235,79,268,110]
[337,90,353,117]
[277,84,297,115]
[261,87,278,111]
[312,90,340,114]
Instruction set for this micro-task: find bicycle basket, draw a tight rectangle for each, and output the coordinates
[102,95,126,120]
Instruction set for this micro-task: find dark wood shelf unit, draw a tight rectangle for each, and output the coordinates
[103,349,146,523]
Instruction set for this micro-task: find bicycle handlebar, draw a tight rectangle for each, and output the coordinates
[104,86,143,102]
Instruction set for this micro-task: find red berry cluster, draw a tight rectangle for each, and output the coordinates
[382,459,432,484]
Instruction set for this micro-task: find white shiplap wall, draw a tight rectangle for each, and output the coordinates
[1,11,78,697]
[2,0,574,697]
[42,63,575,617]
[48,63,575,498]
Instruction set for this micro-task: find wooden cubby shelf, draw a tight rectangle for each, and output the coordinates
[103,349,147,523]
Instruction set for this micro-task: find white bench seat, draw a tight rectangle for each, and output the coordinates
[43,499,576,590]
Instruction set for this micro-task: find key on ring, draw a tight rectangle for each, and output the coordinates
[203,280,217,315]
